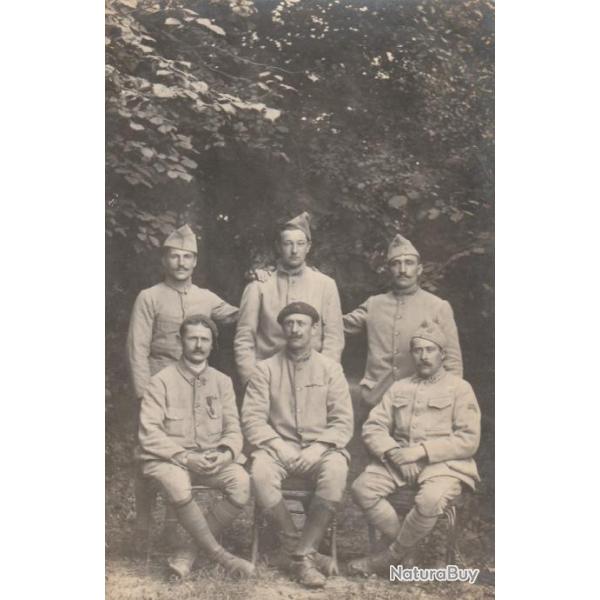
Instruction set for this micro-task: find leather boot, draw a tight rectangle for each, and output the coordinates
[265,499,336,576]
[291,496,338,587]
[348,544,407,577]
[168,497,244,579]
[167,540,197,580]
[174,499,255,579]
[290,554,326,588]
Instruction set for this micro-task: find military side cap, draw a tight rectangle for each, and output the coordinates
[387,233,419,262]
[277,301,320,325]
[163,224,198,253]
[282,211,311,240]
[411,320,446,350]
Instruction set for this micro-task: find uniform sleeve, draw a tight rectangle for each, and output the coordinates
[438,300,463,377]
[208,290,239,325]
[216,375,243,460]
[361,389,400,459]
[315,362,354,448]
[320,278,345,362]
[234,282,261,386]
[138,377,187,460]
[127,290,154,400]
[241,363,280,448]
[422,382,481,463]
[343,299,369,335]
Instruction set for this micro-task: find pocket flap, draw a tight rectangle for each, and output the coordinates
[392,395,410,408]
[428,395,453,409]
[165,408,186,420]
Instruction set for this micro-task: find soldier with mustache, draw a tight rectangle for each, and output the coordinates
[343,234,463,414]
[127,224,239,569]
[138,314,254,579]
[348,320,480,575]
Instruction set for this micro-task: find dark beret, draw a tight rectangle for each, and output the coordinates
[277,301,320,325]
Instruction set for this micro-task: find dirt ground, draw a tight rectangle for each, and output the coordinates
[106,380,494,600]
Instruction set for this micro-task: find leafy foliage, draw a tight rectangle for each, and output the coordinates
[106,0,494,382]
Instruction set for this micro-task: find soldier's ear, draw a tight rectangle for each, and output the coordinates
[417,262,423,277]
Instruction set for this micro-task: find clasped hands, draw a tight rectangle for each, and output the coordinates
[184,448,233,475]
[385,445,427,485]
[270,439,328,474]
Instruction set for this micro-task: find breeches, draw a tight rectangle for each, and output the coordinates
[142,460,250,507]
[352,470,462,518]
[250,446,349,509]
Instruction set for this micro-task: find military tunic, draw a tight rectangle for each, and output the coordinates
[127,281,238,399]
[242,350,353,507]
[234,264,344,386]
[361,369,480,489]
[343,287,463,393]
[138,360,248,506]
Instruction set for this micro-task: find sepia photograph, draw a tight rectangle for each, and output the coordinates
[105,1,495,598]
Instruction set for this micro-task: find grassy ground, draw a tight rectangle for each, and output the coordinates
[106,379,494,600]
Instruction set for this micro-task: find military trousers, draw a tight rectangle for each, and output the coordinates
[250,445,349,510]
[142,459,250,507]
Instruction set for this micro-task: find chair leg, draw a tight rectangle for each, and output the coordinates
[134,474,154,543]
[251,502,261,565]
[367,523,378,553]
[143,486,157,572]
[444,505,458,565]
[330,515,339,575]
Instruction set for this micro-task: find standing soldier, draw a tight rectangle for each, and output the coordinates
[234,212,344,387]
[128,224,238,552]
[343,234,462,412]
[127,224,238,402]
[348,320,480,575]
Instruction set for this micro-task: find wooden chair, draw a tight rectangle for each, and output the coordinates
[251,476,339,574]
[367,486,471,564]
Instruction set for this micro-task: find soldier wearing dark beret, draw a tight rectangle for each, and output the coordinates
[242,302,353,588]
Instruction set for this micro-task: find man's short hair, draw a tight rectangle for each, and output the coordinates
[179,314,218,341]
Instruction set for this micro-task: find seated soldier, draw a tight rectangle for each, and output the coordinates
[138,314,254,579]
[348,320,481,575]
[241,301,353,589]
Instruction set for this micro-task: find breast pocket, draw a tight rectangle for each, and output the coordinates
[391,395,411,432]
[425,395,453,434]
[164,408,187,437]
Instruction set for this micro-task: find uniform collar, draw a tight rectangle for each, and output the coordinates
[412,368,447,385]
[163,279,193,294]
[177,358,209,384]
[276,262,306,277]
[285,348,313,363]
[390,283,420,297]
